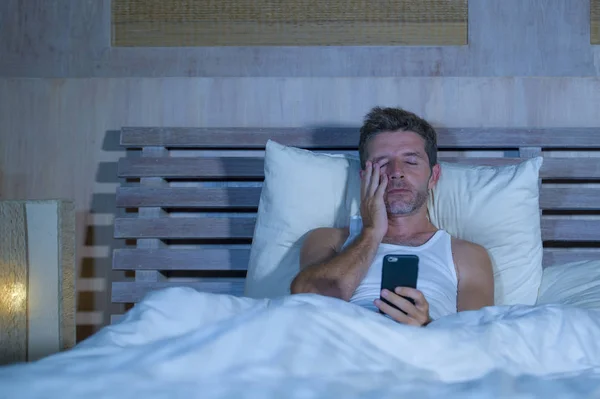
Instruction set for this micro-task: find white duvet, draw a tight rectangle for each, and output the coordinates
[1,287,600,398]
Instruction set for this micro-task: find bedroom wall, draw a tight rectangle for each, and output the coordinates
[1,0,599,341]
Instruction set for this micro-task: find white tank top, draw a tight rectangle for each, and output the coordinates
[343,216,458,320]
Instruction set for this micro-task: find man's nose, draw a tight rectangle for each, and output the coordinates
[387,160,404,179]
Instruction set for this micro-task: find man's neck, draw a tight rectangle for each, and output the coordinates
[385,209,437,239]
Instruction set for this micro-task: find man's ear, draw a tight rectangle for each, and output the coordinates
[428,163,441,190]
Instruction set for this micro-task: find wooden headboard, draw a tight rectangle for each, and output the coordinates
[110,127,600,320]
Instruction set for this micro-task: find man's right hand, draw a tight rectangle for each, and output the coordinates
[360,160,388,242]
[291,160,388,299]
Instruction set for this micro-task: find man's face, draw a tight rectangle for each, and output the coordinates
[362,131,440,216]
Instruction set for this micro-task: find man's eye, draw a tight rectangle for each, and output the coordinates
[406,161,417,165]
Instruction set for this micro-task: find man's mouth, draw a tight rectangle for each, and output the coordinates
[387,188,410,195]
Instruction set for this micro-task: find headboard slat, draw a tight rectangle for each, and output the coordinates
[113,216,600,242]
[120,127,600,149]
[113,248,250,271]
[118,157,600,180]
[114,217,256,240]
[119,157,265,179]
[539,187,600,210]
[116,186,600,211]
[116,186,262,209]
[541,217,600,242]
[111,248,600,272]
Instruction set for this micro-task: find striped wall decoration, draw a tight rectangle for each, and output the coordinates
[593,0,600,44]
[111,0,469,46]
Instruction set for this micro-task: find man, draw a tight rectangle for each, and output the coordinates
[290,106,494,326]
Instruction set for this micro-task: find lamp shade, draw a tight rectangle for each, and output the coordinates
[0,200,75,365]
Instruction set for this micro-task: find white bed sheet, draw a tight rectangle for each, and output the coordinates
[537,260,600,310]
[1,286,600,398]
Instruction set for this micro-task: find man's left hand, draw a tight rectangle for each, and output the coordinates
[374,287,431,326]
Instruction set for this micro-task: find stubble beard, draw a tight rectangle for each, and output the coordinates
[385,186,429,216]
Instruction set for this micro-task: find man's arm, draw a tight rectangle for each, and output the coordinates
[290,226,381,301]
[291,160,389,301]
[452,238,495,311]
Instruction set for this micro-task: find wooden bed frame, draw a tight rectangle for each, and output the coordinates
[110,127,600,321]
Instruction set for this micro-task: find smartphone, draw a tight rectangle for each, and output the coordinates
[380,254,419,314]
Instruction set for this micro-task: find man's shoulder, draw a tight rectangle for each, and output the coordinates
[449,236,488,256]
[448,235,492,273]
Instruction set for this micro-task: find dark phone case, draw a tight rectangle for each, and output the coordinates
[379,254,419,314]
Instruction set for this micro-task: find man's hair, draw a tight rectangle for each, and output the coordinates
[358,107,438,169]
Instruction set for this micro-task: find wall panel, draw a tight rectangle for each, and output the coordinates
[0,0,599,77]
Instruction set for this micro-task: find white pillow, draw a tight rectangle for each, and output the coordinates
[244,140,544,307]
[427,158,544,306]
[244,140,361,299]
[536,260,600,310]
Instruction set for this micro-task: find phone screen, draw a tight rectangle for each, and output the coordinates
[380,254,419,314]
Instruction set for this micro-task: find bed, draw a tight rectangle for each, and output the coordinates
[1,126,600,398]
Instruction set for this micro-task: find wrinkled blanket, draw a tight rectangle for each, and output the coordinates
[1,287,600,398]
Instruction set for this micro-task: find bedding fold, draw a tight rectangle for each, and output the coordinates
[1,287,599,398]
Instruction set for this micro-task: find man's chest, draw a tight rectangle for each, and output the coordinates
[381,233,436,247]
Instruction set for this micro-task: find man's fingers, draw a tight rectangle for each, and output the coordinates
[394,288,429,323]
[375,173,388,198]
[369,162,380,197]
[361,161,372,199]
[374,299,415,325]
[395,287,426,307]
[362,161,386,199]
[382,290,420,318]
[376,288,431,327]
